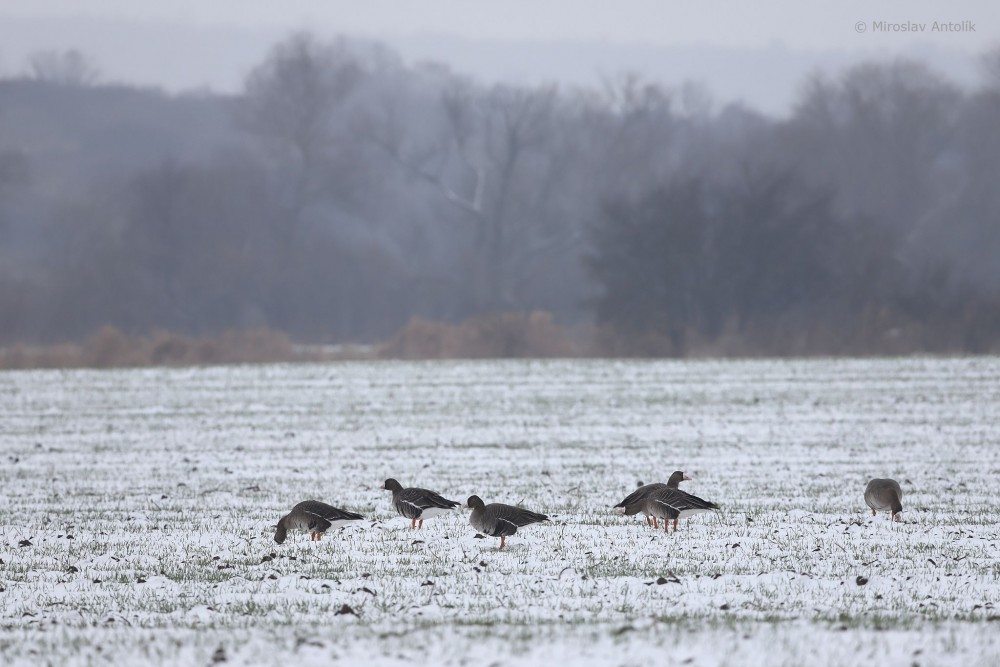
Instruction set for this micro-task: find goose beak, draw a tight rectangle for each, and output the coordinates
[378,484,385,490]
[683,474,693,481]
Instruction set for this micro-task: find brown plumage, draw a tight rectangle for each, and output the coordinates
[613,470,690,528]
[642,487,719,533]
[274,500,364,544]
[380,478,460,529]
[864,478,903,521]
[467,495,549,550]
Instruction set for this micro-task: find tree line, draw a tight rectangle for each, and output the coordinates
[1,34,998,356]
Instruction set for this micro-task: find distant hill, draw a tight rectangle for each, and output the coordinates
[0,16,986,114]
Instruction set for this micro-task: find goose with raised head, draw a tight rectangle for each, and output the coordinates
[614,470,691,528]
[467,495,549,550]
[380,478,460,529]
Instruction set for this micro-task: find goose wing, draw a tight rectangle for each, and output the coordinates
[396,487,459,518]
[673,490,719,511]
[647,489,719,515]
[412,488,461,510]
[481,503,548,536]
[295,500,363,529]
[614,482,667,510]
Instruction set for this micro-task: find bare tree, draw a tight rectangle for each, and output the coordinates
[3,33,998,353]
[368,77,571,310]
[0,102,30,239]
[588,168,882,354]
[240,32,363,249]
[27,49,100,86]
[585,74,678,198]
[786,60,958,232]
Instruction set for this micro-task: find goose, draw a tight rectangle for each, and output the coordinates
[864,478,903,521]
[274,500,364,544]
[614,470,690,528]
[380,478,460,529]
[642,487,719,533]
[467,495,549,550]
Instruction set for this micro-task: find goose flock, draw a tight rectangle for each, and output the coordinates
[275,473,903,549]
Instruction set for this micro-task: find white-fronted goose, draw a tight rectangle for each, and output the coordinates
[467,495,549,550]
[380,478,460,529]
[614,470,690,528]
[865,478,903,521]
[275,500,364,544]
[642,487,719,533]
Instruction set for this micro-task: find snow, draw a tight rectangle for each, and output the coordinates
[1,357,999,665]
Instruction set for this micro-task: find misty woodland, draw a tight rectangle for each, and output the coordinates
[1,33,999,362]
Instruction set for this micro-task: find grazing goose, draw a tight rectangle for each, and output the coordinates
[380,478,460,529]
[467,495,549,550]
[614,470,691,528]
[274,500,364,544]
[865,478,903,521]
[642,487,719,533]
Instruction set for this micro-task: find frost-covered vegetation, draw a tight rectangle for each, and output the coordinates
[1,358,999,665]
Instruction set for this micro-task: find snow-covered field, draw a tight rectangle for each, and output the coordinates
[1,358,999,666]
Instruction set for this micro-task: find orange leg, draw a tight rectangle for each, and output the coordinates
[664,522,669,533]
[652,516,659,530]
[673,519,678,532]
[418,519,424,530]
[317,532,323,541]
[411,518,417,529]
[310,532,315,541]
[872,510,877,517]
[499,535,506,550]
[645,516,652,527]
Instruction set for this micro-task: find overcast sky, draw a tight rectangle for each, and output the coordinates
[0,0,996,113]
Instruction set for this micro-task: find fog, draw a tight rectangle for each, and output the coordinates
[0,1,993,112]
[0,2,998,359]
